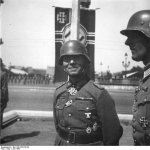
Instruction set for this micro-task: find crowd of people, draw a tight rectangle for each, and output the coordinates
[7,74,53,85]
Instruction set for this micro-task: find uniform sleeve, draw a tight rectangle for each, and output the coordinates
[1,73,9,111]
[53,90,58,127]
[96,89,123,145]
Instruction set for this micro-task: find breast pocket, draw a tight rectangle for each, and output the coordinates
[137,94,150,127]
[75,97,95,109]
[55,102,65,110]
[74,97,97,119]
[137,92,149,106]
[144,95,150,123]
[55,98,66,123]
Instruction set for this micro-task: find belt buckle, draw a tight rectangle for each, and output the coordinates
[68,131,75,144]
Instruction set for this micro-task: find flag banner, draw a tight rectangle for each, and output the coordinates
[54,7,95,82]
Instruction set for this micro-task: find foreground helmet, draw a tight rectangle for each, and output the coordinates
[120,10,150,38]
[58,40,91,65]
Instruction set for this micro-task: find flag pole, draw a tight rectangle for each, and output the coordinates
[0,0,4,59]
[70,0,80,41]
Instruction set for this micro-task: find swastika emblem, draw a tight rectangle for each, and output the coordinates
[62,24,87,45]
[57,12,66,23]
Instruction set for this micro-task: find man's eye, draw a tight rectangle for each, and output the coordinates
[64,58,69,61]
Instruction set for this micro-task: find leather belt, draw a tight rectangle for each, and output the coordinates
[57,126,103,144]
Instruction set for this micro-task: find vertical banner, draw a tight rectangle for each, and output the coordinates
[54,7,95,83]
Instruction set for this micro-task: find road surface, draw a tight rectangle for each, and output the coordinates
[5,86,134,114]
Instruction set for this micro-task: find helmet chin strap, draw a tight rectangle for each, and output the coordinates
[64,66,85,81]
[64,67,85,75]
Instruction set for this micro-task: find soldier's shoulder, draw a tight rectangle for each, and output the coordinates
[92,81,105,90]
[55,82,66,90]
[1,71,7,80]
[0,70,5,76]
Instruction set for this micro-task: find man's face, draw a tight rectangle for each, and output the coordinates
[125,32,148,62]
[62,55,86,76]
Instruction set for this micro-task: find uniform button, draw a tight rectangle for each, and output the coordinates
[68,113,72,117]
[133,128,136,133]
[86,107,89,110]
[68,127,71,130]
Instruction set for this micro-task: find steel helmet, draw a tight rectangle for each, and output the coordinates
[58,40,91,65]
[120,10,150,38]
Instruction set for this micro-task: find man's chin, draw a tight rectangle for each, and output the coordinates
[68,72,79,76]
[67,69,80,75]
[132,56,142,62]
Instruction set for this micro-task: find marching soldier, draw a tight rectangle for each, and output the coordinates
[53,40,123,146]
[121,10,150,145]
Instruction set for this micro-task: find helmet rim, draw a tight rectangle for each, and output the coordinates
[58,53,91,65]
[58,40,91,65]
[120,10,150,38]
[120,29,150,38]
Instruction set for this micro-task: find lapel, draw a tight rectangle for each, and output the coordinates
[142,63,150,82]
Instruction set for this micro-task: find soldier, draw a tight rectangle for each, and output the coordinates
[53,40,123,146]
[0,58,9,135]
[120,10,150,145]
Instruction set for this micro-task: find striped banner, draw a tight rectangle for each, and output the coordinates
[54,7,95,82]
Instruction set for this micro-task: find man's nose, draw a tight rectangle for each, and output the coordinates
[125,38,131,46]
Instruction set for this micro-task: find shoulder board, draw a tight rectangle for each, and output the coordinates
[93,82,104,90]
[56,82,66,90]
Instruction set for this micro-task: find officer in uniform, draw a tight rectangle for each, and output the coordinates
[121,10,150,145]
[53,40,123,146]
[0,58,9,136]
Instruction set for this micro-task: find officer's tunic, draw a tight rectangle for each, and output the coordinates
[132,63,150,145]
[53,75,123,145]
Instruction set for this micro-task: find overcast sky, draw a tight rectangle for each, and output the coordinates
[1,0,150,73]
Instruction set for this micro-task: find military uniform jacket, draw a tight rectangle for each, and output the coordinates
[53,76,123,145]
[132,64,150,145]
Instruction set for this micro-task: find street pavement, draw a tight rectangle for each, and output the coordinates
[5,85,134,114]
[1,119,133,146]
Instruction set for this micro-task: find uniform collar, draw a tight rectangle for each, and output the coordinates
[143,62,150,82]
[144,62,150,71]
[67,75,90,90]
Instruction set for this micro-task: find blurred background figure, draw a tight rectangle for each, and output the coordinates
[0,58,9,138]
